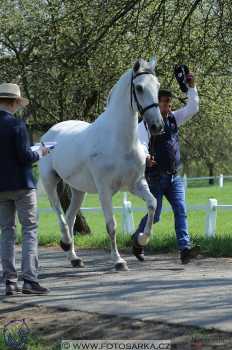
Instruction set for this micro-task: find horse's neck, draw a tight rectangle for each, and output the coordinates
[106,71,138,150]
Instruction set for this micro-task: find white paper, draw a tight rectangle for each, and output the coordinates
[31,142,57,152]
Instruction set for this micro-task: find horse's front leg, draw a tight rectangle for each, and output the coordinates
[98,188,128,271]
[131,177,157,246]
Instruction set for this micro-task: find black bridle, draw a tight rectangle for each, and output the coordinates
[130,71,159,116]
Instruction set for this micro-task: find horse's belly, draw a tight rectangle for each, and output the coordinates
[62,167,97,193]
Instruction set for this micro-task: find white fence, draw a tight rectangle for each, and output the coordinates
[121,197,232,238]
[183,174,232,191]
[37,176,232,237]
[37,193,229,238]
[205,198,232,237]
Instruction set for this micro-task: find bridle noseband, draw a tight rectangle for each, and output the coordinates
[130,71,159,116]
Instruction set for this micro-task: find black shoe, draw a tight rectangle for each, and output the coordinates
[180,245,201,264]
[5,280,21,296]
[22,280,50,295]
[131,233,145,262]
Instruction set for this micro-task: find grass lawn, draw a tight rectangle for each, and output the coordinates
[0,334,56,350]
[15,182,232,257]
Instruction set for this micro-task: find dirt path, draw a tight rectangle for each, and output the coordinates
[1,248,232,349]
[1,305,232,349]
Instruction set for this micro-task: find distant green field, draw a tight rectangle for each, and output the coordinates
[16,182,232,256]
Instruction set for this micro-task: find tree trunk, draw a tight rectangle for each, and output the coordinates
[57,181,91,235]
[208,163,214,185]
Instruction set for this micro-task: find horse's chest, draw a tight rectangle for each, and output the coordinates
[123,151,144,171]
[90,149,144,191]
[113,158,144,190]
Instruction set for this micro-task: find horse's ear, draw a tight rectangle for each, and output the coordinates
[133,60,141,73]
[149,56,157,72]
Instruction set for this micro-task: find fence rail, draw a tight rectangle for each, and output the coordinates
[183,174,232,190]
[38,198,228,238]
[37,175,232,237]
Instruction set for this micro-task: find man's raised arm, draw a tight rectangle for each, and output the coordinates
[173,75,199,126]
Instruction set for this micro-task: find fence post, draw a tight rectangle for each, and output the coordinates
[205,198,218,237]
[122,192,135,235]
[219,174,224,188]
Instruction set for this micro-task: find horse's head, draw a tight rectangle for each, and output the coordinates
[131,58,164,135]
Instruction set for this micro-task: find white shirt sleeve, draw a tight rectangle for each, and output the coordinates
[138,122,150,156]
[173,87,199,127]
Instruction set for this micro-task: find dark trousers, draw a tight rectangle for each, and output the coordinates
[136,174,191,251]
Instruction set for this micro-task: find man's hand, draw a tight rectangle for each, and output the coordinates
[41,146,49,156]
[37,145,49,158]
[186,73,195,88]
[146,155,157,167]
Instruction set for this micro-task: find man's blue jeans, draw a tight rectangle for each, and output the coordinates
[136,174,191,251]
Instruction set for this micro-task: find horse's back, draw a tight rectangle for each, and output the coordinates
[42,120,90,142]
[40,120,89,174]
[40,119,98,192]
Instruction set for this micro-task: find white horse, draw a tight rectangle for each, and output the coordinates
[39,58,164,271]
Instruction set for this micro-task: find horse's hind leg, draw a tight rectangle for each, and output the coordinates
[65,187,85,268]
[41,171,72,249]
[97,187,128,271]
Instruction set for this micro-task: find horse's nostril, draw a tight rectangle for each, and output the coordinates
[150,125,157,133]
[150,124,163,135]
[150,125,158,135]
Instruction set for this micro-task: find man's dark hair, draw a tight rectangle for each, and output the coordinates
[158,89,173,100]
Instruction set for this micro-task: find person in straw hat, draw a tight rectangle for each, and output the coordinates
[0,83,50,295]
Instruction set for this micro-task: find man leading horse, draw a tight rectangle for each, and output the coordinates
[132,65,200,264]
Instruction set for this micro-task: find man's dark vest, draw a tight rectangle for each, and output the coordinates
[146,112,181,175]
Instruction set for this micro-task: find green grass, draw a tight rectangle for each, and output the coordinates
[15,182,232,257]
[0,333,55,350]
[0,334,6,350]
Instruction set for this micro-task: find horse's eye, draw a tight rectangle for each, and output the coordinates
[136,85,144,93]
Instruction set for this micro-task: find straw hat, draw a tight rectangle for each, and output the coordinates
[0,83,29,107]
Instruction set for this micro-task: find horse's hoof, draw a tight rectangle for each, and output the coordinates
[115,262,129,271]
[60,240,71,252]
[71,259,84,268]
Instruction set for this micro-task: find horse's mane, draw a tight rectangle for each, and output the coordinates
[105,69,132,109]
[105,64,156,109]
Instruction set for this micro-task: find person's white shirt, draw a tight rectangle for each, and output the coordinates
[138,87,199,155]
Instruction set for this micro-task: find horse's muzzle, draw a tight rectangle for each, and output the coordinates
[150,124,164,136]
